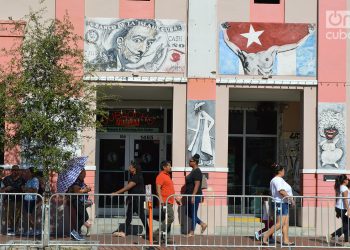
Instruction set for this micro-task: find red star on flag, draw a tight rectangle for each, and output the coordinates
[225,22,310,53]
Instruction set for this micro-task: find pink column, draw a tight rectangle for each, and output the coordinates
[312,0,347,199]
[0,21,24,165]
[318,0,347,102]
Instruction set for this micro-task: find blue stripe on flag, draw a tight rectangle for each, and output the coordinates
[219,31,239,75]
[296,33,316,76]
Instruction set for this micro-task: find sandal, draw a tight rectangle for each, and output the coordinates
[282,242,295,246]
[112,231,126,238]
[184,233,194,238]
[201,223,207,234]
[262,241,269,246]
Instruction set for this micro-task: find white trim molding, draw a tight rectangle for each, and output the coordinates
[302,169,350,174]
[84,76,187,84]
[0,164,96,171]
[0,164,12,169]
[85,165,96,171]
[84,75,318,87]
[217,78,317,86]
[172,167,229,173]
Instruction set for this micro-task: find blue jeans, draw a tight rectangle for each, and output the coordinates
[188,196,202,231]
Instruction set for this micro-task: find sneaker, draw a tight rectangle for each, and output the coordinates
[343,242,350,247]
[268,237,275,244]
[70,230,85,241]
[7,229,15,236]
[255,231,260,241]
[327,234,339,243]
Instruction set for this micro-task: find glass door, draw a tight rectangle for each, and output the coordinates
[130,134,165,196]
[228,108,277,215]
[97,134,130,216]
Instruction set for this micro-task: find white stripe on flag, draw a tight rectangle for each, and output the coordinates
[277,50,296,75]
[238,59,244,74]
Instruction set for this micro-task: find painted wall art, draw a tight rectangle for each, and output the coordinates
[318,103,346,170]
[85,18,186,72]
[279,132,301,193]
[219,22,316,77]
[187,100,215,167]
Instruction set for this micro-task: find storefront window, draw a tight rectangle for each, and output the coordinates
[228,107,277,214]
[229,110,243,134]
[246,110,277,134]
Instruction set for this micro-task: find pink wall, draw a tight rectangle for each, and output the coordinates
[119,0,155,19]
[250,0,285,23]
[187,78,216,100]
[318,0,347,102]
[0,21,24,165]
[56,0,84,77]
[172,171,228,205]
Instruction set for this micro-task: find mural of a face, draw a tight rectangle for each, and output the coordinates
[324,128,338,140]
[318,105,346,169]
[117,25,157,64]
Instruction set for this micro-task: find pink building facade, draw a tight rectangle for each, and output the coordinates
[0,0,350,217]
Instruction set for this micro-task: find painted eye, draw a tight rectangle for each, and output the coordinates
[265,58,269,61]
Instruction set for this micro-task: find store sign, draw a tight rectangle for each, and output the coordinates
[99,109,164,133]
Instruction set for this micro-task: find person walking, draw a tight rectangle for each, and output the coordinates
[153,161,182,243]
[185,154,207,237]
[112,161,149,238]
[330,174,350,246]
[262,163,295,246]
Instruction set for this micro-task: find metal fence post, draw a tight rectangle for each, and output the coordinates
[43,202,50,247]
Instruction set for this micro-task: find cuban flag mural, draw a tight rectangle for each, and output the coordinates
[219,22,316,77]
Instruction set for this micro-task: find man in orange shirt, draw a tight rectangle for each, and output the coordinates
[154,161,181,243]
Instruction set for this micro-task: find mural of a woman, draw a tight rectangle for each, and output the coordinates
[188,102,215,166]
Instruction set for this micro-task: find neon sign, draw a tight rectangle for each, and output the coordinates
[100,109,164,132]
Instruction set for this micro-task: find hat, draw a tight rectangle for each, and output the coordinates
[194,102,205,111]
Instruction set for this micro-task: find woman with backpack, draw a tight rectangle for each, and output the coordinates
[185,154,207,237]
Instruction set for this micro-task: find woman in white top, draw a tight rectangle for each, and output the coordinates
[332,174,350,245]
[262,163,295,246]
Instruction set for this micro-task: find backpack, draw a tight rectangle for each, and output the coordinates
[201,174,208,189]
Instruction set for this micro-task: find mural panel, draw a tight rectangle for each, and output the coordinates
[219,22,316,77]
[318,103,346,170]
[187,100,215,167]
[279,132,301,193]
[85,18,186,72]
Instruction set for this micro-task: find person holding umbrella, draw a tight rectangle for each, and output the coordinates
[57,156,92,241]
[112,160,149,238]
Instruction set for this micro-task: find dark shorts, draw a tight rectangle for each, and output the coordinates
[272,202,289,216]
[23,200,36,214]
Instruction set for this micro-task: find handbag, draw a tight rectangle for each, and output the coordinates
[201,174,208,190]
